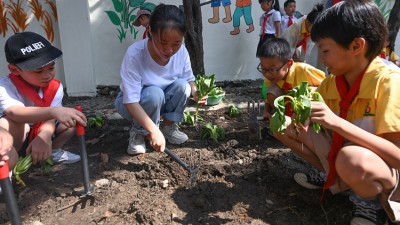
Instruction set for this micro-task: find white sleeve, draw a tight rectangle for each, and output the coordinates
[120,48,142,104]
[273,11,281,22]
[0,76,24,112]
[180,46,195,82]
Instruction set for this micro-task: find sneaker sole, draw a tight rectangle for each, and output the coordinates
[127,148,146,156]
[293,173,323,190]
[60,158,81,164]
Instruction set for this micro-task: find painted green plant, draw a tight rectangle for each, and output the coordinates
[105,0,156,42]
[375,0,393,21]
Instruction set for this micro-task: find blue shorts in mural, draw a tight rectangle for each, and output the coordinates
[211,0,231,7]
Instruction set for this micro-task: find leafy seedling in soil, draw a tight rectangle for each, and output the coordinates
[201,122,225,143]
[14,154,54,187]
[182,111,202,126]
[270,81,324,134]
[228,105,240,117]
[88,114,105,129]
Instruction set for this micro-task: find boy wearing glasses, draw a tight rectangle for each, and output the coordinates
[257,38,325,119]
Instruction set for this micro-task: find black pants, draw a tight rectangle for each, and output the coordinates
[256,34,276,57]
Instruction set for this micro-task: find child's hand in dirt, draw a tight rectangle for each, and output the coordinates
[147,130,165,153]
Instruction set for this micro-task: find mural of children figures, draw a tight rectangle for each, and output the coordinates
[208,0,232,24]
[230,0,254,35]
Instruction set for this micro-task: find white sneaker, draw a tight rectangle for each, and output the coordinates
[160,123,188,145]
[52,149,81,164]
[127,128,146,155]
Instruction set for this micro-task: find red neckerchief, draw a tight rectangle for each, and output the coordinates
[379,51,386,59]
[322,67,367,195]
[296,33,310,55]
[332,0,342,5]
[9,73,60,142]
[282,82,293,117]
[288,16,293,27]
[261,12,273,39]
[142,26,149,39]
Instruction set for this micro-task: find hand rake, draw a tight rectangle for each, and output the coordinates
[248,100,262,140]
[75,106,94,198]
[164,147,201,188]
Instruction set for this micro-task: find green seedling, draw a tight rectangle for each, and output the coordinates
[88,114,105,129]
[13,153,54,187]
[194,74,218,124]
[270,82,324,134]
[228,105,240,117]
[201,122,225,143]
[208,87,225,98]
[183,111,202,126]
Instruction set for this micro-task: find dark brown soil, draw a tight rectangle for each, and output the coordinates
[0,80,353,225]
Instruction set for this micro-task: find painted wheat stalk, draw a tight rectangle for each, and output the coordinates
[41,11,54,42]
[45,0,57,22]
[6,0,29,32]
[0,1,8,37]
[29,0,44,21]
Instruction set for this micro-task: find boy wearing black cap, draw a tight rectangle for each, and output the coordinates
[1,31,87,168]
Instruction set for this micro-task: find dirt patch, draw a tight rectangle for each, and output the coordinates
[0,80,353,225]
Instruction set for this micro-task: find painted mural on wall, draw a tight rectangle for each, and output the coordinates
[105,0,156,43]
[0,0,57,42]
[204,0,394,36]
[206,0,254,35]
[375,0,394,21]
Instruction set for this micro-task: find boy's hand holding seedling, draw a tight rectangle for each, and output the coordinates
[270,82,324,133]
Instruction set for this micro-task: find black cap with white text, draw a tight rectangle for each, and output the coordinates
[4,31,62,71]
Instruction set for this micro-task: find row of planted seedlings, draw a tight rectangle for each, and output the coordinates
[181,74,241,144]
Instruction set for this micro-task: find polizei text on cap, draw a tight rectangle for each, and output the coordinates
[20,42,45,55]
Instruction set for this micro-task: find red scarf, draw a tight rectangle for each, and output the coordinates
[379,51,386,59]
[296,33,310,56]
[261,13,273,39]
[142,26,149,39]
[332,0,342,5]
[322,68,367,194]
[288,16,293,27]
[282,82,293,117]
[9,73,60,142]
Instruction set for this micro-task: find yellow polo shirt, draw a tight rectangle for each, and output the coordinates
[317,57,400,135]
[265,62,326,96]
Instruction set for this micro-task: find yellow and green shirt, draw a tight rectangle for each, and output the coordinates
[317,57,400,135]
[265,62,326,97]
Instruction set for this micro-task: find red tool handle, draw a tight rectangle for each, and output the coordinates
[0,161,10,179]
[75,106,85,136]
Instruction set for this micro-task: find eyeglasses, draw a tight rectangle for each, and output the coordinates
[257,62,286,75]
